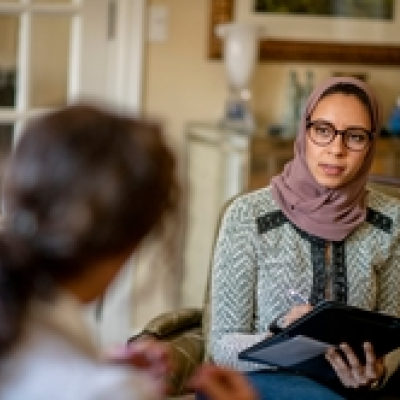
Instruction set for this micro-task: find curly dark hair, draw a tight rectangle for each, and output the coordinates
[0,103,178,353]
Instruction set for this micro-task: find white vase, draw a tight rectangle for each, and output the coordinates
[216,23,262,133]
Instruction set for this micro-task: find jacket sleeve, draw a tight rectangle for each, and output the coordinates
[376,212,400,387]
[209,197,272,371]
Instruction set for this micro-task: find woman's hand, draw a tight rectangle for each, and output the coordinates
[104,337,171,394]
[189,364,258,400]
[281,304,313,328]
[326,342,385,389]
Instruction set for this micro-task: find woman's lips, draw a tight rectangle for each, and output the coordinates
[319,163,346,176]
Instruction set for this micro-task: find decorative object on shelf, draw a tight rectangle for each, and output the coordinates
[281,70,314,139]
[216,22,261,134]
[387,96,400,137]
[282,70,300,139]
[299,70,315,115]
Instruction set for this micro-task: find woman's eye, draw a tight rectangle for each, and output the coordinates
[348,132,367,142]
[315,125,331,136]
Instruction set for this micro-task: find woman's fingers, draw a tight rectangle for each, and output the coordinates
[103,338,171,395]
[105,338,171,378]
[326,346,356,387]
[363,342,385,383]
[340,343,368,385]
[326,342,385,388]
[283,304,313,327]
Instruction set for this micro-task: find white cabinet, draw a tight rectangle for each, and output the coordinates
[182,123,250,307]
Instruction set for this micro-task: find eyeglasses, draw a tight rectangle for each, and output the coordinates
[306,119,372,151]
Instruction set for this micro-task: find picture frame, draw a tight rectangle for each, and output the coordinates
[208,0,400,64]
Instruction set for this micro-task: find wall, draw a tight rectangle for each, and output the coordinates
[143,0,226,150]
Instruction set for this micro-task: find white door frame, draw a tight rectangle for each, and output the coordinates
[112,0,145,113]
[79,0,146,113]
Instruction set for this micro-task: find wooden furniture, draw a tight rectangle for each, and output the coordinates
[249,136,293,190]
[249,136,400,190]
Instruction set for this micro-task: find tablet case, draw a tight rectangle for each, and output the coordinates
[239,301,400,382]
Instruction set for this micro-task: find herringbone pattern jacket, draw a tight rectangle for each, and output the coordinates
[210,186,400,384]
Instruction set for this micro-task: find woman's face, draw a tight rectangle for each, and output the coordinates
[305,93,372,189]
[60,244,136,303]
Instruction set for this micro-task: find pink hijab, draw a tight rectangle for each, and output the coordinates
[271,76,381,241]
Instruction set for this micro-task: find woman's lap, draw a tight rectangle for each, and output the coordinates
[195,370,345,400]
[194,369,400,399]
[243,370,345,400]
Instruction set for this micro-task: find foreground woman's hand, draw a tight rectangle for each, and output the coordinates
[326,342,385,389]
[104,338,171,394]
[189,364,258,400]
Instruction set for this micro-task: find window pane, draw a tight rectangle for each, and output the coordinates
[0,15,18,108]
[30,14,71,108]
[0,123,13,201]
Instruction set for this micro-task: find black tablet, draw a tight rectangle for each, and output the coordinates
[239,301,400,380]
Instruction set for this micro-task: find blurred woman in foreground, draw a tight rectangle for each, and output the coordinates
[0,104,257,400]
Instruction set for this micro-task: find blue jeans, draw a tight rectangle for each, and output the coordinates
[243,370,345,400]
[195,370,345,400]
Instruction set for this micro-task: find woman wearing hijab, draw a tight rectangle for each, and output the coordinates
[209,76,400,399]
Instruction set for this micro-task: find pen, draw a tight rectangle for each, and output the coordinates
[288,289,308,305]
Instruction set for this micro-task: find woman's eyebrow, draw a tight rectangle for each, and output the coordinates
[310,119,371,129]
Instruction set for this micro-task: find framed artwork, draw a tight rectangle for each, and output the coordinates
[208,0,400,64]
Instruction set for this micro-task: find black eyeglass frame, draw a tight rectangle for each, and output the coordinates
[306,119,373,152]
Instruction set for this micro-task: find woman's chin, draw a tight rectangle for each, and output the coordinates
[315,175,349,189]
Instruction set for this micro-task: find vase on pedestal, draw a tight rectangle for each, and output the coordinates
[216,23,261,134]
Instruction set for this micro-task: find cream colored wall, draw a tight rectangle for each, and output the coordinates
[143,0,226,150]
[144,0,400,147]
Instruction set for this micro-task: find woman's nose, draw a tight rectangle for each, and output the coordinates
[328,133,346,154]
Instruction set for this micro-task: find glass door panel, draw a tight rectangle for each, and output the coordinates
[30,14,71,107]
[0,123,13,200]
[0,15,18,108]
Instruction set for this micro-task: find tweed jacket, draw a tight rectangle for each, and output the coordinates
[210,186,400,383]
[0,293,160,400]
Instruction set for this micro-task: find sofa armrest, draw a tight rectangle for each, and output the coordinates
[128,308,204,396]
[129,307,202,341]
[168,326,204,395]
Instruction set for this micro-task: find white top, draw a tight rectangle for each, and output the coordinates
[0,292,161,400]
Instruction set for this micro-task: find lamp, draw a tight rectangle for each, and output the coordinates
[216,23,261,134]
